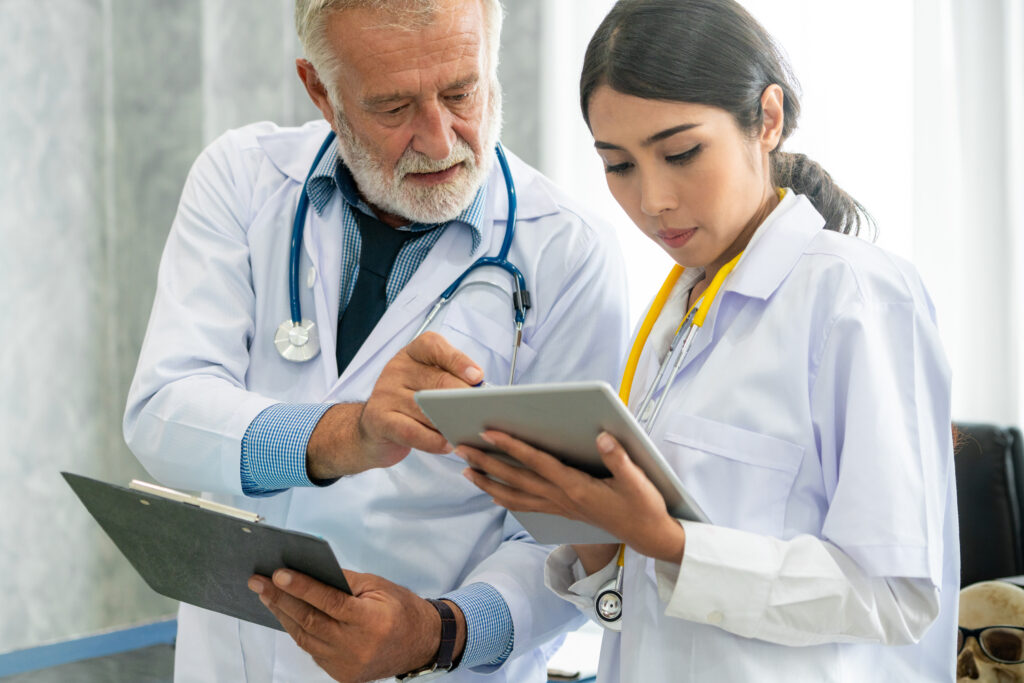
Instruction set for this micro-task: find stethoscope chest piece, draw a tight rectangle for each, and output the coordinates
[596,585,623,627]
[595,562,624,631]
[274,319,320,362]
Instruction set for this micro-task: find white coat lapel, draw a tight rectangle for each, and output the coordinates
[306,199,345,390]
[670,193,825,378]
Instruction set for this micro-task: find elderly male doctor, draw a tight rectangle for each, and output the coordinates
[123,0,628,681]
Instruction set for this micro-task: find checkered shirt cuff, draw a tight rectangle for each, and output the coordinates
[443,582,515,669]
[240,403,333,497]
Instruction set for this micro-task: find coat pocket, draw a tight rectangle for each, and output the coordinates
[663,415,804,537]
[436,297,538,378]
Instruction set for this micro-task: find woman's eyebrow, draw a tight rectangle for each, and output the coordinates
[594,123,701,150]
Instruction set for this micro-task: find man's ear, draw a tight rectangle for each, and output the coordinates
[296,59,336,125]
[759,83,785,153]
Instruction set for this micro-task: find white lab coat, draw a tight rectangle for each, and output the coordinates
[123,120,630,682]
[546,192,959,681]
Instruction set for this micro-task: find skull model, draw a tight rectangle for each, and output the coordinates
[957,581,1024,682]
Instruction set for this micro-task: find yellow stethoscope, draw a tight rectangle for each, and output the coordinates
[594,250,742,627]
[595,188,785,627]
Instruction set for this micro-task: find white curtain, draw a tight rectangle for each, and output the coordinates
[537,0,1024,428]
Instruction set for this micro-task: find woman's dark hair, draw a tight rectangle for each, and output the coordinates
[581,0,873,236]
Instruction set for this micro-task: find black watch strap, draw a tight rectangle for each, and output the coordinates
[396,599,459,680]
[428,598,458,671]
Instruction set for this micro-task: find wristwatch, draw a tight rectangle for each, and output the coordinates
[396,599,459,680]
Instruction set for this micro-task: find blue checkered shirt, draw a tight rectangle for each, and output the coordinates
[239,140,512,668]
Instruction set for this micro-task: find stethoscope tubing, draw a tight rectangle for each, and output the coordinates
[283,131,529,382]
[289,130,339,326]
[596,248,748,626]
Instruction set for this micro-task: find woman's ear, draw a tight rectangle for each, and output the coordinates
[760,84,785,153]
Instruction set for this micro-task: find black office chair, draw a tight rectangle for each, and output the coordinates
[954,423,1024,587]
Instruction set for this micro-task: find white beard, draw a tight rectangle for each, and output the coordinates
[332,88,503,225]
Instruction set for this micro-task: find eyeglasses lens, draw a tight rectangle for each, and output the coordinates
[981,628,1024,663]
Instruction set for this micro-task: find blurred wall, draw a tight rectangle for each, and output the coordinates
[0,0,541,654]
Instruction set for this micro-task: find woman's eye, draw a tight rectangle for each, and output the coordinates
[604,161,633,175]
[666,144,702,165]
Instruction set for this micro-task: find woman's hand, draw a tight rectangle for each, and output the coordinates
[457,431,686,564]
[572,543,621,575]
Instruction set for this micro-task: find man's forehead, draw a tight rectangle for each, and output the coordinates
[326,1,484,66]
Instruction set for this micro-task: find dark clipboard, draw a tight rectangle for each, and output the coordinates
[62,472,351,631]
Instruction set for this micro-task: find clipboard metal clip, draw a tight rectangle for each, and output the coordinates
[129,480,264,524]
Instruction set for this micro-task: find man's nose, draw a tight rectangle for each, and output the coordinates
[412,99,457,161]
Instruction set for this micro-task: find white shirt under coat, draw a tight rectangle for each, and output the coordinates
[545,191,959,682]
[123,120,631,683]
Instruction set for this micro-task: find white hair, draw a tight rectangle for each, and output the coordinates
[295,0,503,99]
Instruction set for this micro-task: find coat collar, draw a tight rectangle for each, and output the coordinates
[723,191,826,301]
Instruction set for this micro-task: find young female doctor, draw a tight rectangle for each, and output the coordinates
[457,0,959,680]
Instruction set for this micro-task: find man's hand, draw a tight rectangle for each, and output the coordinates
[307,332,483,478]
[248,568,466,683]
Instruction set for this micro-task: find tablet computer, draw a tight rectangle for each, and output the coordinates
[63,472,350,631]
[414,380,709,544]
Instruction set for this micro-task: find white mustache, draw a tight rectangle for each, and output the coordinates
[396,141,475,177]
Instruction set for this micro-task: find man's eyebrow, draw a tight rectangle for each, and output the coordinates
[362,75,480,108]
[594,123,702,150]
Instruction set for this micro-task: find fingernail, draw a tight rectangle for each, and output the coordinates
[274,570,292,587]
[462,468,474,480]
[597,432,615,453]
[478,432,495,445]
[248,578,263,594]
[454,447,468,460]
[259,595,270,607]
[465,366,483,384]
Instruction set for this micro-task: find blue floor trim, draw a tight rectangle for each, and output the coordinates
[0,618,177,677]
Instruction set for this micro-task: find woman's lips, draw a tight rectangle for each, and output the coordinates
[657,227,697,248]
[405,162,464,186]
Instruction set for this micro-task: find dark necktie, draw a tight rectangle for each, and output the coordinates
[336,212,415,374]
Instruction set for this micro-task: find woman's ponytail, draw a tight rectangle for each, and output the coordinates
[770,152,873,236]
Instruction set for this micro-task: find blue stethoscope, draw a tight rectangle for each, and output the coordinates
[275,130,531,384]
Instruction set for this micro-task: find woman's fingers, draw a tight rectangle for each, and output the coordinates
[595,432,657,496]
[456,445,568,503]
[478,431,591,486]
[461,467,577,517]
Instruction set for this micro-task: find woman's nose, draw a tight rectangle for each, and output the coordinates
[638,169,678,216]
